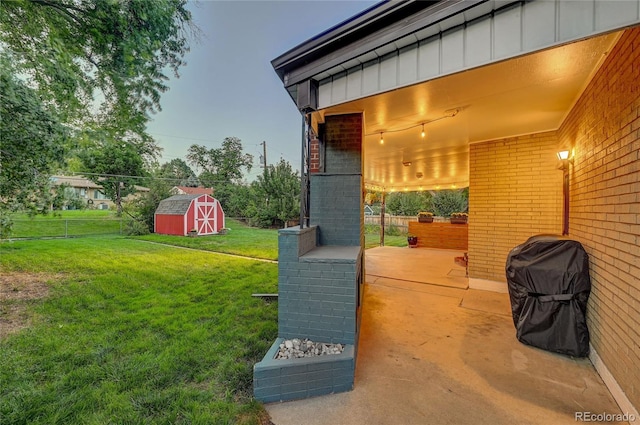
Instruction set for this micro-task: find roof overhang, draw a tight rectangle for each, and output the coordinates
[272,0,640,191]
[272,0,488,108]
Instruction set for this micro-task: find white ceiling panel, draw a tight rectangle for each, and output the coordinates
[314,32,621,192]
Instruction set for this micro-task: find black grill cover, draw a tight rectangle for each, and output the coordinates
[506,235,591,357]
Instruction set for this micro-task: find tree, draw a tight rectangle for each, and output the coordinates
[430,189,468,217]
[0,0,194,142]
[78,139,146,215]
[187,137,254,209]
[0,0,194,234]
[129,176,173,233]
[222,184,253,218]
[385,191,432,216]
[187,137,254,185]
[248,159,300,228]
[0,64,67,219]
[157,158,197,187]
[51,183,85,211]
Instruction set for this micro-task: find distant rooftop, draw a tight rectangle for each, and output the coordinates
[172,186,213,196]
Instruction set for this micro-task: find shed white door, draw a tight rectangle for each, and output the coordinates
[194,197,217,235]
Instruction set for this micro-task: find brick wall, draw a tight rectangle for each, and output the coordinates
[254,338,355,402]
[277,226,360,345]
[310,138,321,173]
[310,114,364,246]
[311,175,363,246]
[468,132,563,282]
[324,114,363,174]
[558,28,640,409]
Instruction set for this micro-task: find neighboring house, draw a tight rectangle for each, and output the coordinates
[255,0,640,412]
[50,175,149,210]
[363,204,374,216]
[171,186,213,196]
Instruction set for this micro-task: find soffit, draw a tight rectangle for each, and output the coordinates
[313,31,620,192]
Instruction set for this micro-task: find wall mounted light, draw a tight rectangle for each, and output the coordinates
[380,132,384,145]
[557,149,573,171]
[556,149,573,235]
[421,124,425,139]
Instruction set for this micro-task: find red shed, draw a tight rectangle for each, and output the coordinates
[154,194,225,236]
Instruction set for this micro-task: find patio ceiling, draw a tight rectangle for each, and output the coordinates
[314,31,621,192]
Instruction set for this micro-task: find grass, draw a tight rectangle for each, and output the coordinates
[138,219,407,259]
[364,233,408,249]
[0,217,407,423]
[363,224,408,249]
[0,236,278,425]
[135,219,280,261]
[10,210,125,239]
[10,212,404,255]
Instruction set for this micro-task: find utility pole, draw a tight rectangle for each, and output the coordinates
[260,141,267,170]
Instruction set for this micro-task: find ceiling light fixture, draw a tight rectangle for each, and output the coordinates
[366,107,460,139]
[402,161,412,167]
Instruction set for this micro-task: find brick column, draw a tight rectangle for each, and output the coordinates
[310,113,364,247]
[310,138,321,173]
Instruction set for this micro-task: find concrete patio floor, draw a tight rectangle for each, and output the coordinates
[266,246,624,425]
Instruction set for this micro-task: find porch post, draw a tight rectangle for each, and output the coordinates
[380,191,386,246]
[300,114,311,228]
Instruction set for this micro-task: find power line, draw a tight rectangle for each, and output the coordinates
[63,171,240,184]
[148,132,222,144]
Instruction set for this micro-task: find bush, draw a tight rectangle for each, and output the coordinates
[0,211,13,240]
[384,224,403,236]
[123,219,150,236]
[364,224,380,234]
[385,191,432,216]
[431,189,468,217]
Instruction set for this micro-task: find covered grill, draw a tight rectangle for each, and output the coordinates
[506,235,591,357]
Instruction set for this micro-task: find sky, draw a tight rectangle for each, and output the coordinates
[146,0,378,181]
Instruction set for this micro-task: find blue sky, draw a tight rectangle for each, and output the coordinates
[146,0,378,181]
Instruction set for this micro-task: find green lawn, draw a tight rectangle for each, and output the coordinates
[0,217,408,423]
[136,219,280,261]
[10,210,125,239]
[139,219,407,259]
[364,233,408,249]
[0,236,277,424]
[10,212,404,255]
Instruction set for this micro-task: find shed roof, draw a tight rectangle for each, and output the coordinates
[155,194,201,215]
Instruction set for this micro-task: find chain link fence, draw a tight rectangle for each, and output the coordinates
[10,219,130,239]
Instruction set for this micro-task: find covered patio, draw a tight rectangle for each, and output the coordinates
[366,246,469,290]
[267,247,622,424]
[260,0,640,418]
